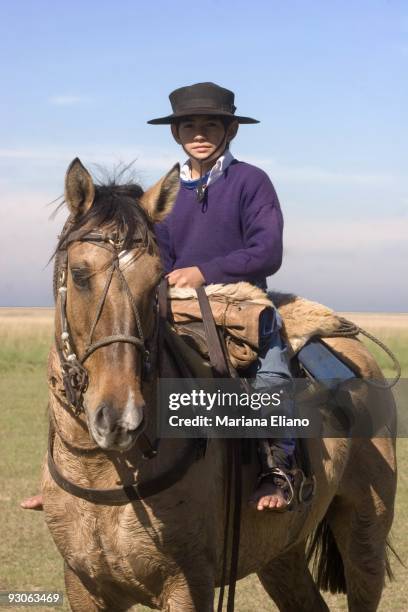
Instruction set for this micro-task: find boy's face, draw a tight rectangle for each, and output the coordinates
[171,115,238,163]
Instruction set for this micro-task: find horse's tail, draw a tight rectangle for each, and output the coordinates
[306,517,347,594]
[307,518,401,594]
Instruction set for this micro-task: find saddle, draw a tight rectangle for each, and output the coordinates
[170,289,271,369]
[166,281,359,374]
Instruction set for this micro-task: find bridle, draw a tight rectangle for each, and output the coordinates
[55,224,158,418]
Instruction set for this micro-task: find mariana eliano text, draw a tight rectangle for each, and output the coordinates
[168,415,310,428]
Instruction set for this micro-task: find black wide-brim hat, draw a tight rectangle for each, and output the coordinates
[147,82,259,125]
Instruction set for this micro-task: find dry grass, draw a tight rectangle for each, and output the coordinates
[340,312,408,330]
[0,309,53,343]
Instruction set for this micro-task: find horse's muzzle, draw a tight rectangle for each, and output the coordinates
[90,400,145,451]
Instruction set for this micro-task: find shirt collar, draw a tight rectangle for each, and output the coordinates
[180,149,235,188]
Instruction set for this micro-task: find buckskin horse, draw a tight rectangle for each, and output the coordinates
[41,158,397,611]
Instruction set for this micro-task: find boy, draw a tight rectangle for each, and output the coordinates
[150,82,296,512]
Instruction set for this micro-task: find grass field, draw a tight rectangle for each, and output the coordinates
[0,308,407,611]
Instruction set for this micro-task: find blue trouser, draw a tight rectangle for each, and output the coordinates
[240,308,296,467]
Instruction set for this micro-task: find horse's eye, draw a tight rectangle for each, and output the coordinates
[71,267,90,288]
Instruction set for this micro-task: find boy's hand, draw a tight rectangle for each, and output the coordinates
[166,266,205,288]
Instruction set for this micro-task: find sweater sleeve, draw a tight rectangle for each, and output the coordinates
[154,219,175,274]
[198,172,283,284]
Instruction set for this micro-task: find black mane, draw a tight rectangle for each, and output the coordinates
[52,179,157,301]
[56,181,155,253]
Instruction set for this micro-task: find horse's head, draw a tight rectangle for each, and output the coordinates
[55,158,179,451]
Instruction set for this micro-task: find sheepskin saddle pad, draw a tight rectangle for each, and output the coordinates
[168,282,356,368]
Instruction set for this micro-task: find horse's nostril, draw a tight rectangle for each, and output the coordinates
[123,403,145,432]
[94,403,118,432]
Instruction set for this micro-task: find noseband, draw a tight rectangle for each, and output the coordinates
[55,227,157,416]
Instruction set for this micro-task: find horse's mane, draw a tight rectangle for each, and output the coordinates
[56,180,154,251]
[52,177,157,301]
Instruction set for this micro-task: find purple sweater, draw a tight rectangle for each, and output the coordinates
[154,160,283,287]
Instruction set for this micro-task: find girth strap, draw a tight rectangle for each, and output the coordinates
[47,419,199,504]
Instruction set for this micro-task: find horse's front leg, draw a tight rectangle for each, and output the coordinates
[64,562,104,612]
[165,589,214,612]
[164,567,215,612]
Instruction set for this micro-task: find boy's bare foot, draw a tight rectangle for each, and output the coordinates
[20,494,43,511]
[249,480,288,511]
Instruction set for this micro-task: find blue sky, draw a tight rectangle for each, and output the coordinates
[0,0,407,310]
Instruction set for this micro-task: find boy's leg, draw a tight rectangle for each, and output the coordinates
[244,312,296,511]
[252,323,296,469]
[21,494,43,510]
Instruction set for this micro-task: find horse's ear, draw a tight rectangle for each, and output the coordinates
[64,158,95,217]
[140,163,180,222]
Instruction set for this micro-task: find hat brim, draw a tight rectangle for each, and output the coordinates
[147,109,259,125]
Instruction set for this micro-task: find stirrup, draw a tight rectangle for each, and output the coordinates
[258,467,316,509]
[297,471,316,504]
[257,467,296,511]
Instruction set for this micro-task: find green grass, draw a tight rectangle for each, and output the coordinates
[0,310,53,373]
[361,334,408,380]
[0,369,65,610]
[0,310,407,611]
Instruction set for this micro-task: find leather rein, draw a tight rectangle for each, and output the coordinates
[48,225,198,502]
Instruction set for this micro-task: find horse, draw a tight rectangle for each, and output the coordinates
[41,158,397,611]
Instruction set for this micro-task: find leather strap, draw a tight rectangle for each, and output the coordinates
[217,440,233,612]
[217,439,242,612]
[196,286,230,377]
[157,277,168,375]
[228,439,242,611]
[158,277,169,321]
[196,286,242,611]
[47,420,198,504]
